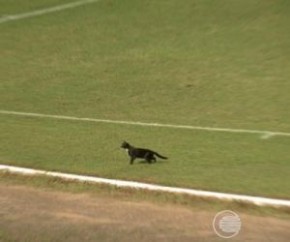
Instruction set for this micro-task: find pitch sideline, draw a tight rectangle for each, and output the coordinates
[1,109,290,138]
[0,0,100,24]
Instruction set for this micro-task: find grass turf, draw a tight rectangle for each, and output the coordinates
[1,0,290,198]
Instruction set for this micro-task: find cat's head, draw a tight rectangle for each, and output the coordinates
[121,141,130,149]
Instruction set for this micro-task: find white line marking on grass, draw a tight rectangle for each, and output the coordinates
[1,110,290,138]
[261,132,275,140]
[0,0,100,24]
[1,164,290,208]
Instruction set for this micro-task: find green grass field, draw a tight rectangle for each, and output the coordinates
[1,0,290,199]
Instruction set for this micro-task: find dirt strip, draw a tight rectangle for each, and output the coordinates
[0,184,289,242]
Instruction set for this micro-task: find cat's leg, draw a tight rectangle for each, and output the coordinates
[145,153,153,164]
[130,156,135,165]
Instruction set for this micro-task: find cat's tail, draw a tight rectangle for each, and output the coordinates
[154,153,168,159]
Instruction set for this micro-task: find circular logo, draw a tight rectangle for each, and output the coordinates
[213,210,241,238]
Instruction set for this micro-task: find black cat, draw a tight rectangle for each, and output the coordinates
[121,141,168,164]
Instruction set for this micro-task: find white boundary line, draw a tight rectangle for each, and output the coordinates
[1,164,290,208]
[0,0,100,24]
[1,110,290,138]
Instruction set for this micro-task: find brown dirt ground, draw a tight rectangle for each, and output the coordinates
[0,184,290,242]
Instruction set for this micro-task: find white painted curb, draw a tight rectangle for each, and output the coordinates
[1,165,290,208]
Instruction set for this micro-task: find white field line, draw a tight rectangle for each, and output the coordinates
[1,110,290,138]
[1,164,290,208]
[0,0,100,24]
